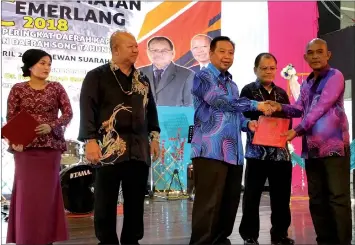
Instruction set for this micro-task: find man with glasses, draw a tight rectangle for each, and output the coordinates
[139,36,194,106]
[238,53,294,245]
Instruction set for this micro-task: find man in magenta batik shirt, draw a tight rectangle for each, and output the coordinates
[270,38,351,245]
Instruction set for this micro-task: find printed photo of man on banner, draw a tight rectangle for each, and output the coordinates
[138,36,194,107]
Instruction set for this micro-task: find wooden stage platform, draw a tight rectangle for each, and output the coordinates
[2,194,355,244]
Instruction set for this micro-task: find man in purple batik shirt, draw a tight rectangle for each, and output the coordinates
[268,38,352,245]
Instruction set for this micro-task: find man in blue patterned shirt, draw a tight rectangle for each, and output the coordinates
[238,53,294,245]
[189,36,272,245]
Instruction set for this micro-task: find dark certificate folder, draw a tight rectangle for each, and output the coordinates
[1,110,39,146]
[252,116,290,148]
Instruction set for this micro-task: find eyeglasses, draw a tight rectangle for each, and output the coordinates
[148,49,172,55]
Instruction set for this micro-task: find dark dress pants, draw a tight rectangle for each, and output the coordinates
[239,159,292,241]
[93,160,149,245]
[305,156,352,245]
[189,157,244,245]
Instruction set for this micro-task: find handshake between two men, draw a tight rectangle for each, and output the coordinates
[250,100,297,142]
[257,100,279,116]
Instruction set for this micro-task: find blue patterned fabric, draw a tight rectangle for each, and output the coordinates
[190,63,258,165]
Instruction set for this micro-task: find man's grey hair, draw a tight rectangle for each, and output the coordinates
[190,34,212,47]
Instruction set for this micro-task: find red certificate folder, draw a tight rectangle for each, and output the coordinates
[1,110,40,146]
[252,116,290,148]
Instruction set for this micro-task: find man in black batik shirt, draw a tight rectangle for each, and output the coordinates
[78,31,160,245]
[239,53,294,245]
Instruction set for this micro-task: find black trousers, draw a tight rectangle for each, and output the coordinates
[239,159,292,241]
[189,158,243,245]
[93,160,149,245]
[305,156,352,245]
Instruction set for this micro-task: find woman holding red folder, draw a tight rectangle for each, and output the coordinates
[5,49,73,245]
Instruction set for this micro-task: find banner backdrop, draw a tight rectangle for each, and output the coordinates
[1,0,221,194]
[1,1,323,197]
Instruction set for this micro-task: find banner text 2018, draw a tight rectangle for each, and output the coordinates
[22,17,69,31]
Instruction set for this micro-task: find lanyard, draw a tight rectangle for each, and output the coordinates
[258,88,276,102]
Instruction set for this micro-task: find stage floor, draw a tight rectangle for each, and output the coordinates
[2,194,355,244]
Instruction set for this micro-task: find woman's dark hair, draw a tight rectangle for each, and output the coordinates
[21,49,52,77]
